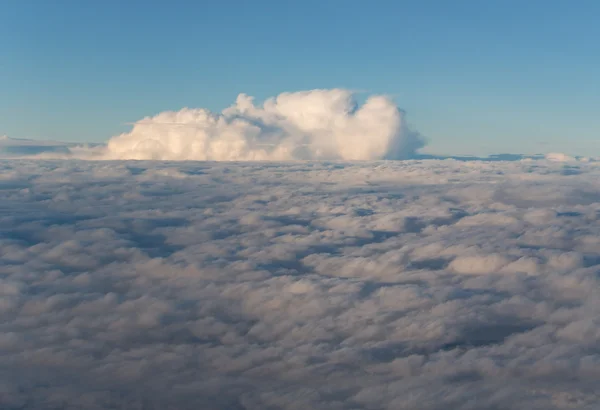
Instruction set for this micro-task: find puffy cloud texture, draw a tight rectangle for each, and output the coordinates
[101,89,425,160]
[2,158,600,409]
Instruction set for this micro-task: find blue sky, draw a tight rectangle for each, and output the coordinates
[1,0,599,156]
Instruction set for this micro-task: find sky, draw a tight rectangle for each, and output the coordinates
[1,0,599,156]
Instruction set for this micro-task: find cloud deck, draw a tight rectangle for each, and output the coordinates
[1,159,600,409]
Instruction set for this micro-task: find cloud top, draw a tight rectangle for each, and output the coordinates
[102,89,425,161]
[3,159,600,408]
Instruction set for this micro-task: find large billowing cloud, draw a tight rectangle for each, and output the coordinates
[3,158,600,408]
[101,89,425,160]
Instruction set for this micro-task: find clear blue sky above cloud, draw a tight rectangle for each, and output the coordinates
[1,0,599,156]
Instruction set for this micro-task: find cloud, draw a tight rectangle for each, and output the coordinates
[0,135,73,157]
[2,159,600,408]
[545,152,576,162]
[98,89,425,161]
[0,135,104,159]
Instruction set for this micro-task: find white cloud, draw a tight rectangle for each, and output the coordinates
[97,89,425,161]
[1,159,600,408]
[545,152,576,162]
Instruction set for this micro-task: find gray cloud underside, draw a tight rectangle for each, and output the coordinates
[2,159,600,409]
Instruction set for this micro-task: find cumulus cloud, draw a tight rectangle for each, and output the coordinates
[98,89,425,161]
[2,159,600,408]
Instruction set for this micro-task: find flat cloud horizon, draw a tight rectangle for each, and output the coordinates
[2,158,600,409]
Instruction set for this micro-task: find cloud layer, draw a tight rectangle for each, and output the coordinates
[100,89,425,160]
[2,158,600,408]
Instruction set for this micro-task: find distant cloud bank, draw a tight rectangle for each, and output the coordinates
[100,89,425,161]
